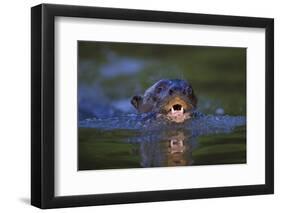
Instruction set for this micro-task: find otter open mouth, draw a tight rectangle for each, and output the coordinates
[161,97,193,123]
[170,104,184,114]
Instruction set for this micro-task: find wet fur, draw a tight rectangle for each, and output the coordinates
[131,79,197,122]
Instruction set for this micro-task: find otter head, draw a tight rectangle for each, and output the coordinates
[131,79,197,123]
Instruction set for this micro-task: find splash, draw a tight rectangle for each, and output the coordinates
[79,113,246,137]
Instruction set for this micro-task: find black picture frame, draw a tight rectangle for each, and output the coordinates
[31,3,274,209]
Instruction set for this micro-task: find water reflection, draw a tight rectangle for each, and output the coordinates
[134,123,246,168]
[135,130,194,168]
[167,131,192,166]
[78,122,246,170]
[79,113,246,170]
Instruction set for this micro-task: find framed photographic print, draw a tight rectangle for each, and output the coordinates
[31,3,274,209]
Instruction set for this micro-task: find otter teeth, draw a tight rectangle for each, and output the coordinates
[171,106,184,114]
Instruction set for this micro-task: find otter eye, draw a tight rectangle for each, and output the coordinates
[186,87,192,95]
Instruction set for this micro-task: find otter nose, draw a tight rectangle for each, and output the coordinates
[169,86,183,95]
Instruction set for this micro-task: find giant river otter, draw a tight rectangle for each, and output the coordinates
[131,79,197,123]
[80,78,245,132]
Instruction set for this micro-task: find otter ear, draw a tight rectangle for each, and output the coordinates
[131,95,143,110]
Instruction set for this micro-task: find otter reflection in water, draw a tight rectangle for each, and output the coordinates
[134,130,196,168]
[167,131,191,166]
